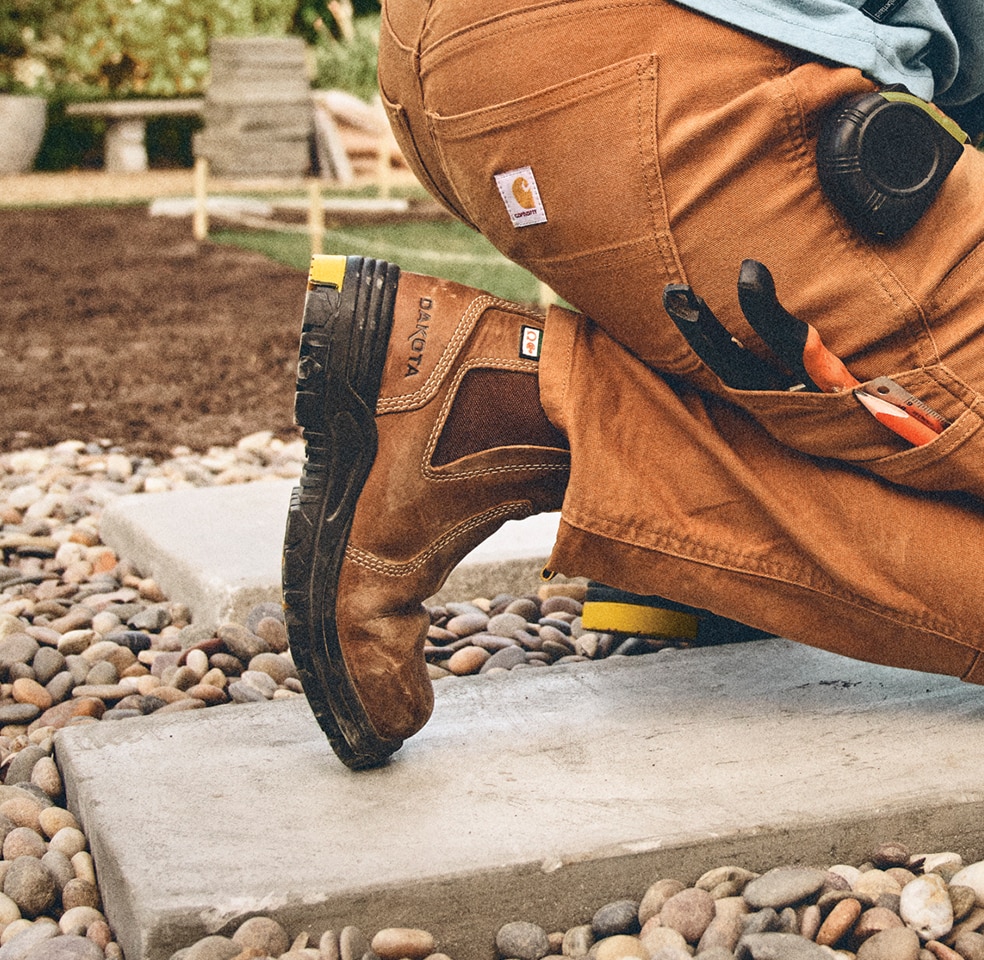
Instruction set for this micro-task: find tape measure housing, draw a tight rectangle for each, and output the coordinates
[817,89,968,241]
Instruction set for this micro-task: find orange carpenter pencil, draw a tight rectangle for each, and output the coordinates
[854,390,940,447]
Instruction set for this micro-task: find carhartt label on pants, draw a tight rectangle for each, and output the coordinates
[495,166,548,228]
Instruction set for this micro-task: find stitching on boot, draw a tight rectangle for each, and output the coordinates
[376,295,545,414]
[343,501,533,576]
[421,358,570,482]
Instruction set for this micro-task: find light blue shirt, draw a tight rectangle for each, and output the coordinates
[673,0,984,104]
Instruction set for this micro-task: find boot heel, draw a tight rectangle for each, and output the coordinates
[283,255,404,769]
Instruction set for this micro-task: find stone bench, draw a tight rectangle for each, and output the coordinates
[66,98,204,173]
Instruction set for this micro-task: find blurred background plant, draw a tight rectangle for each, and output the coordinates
[0,0,71,95]
[1,0,383,169]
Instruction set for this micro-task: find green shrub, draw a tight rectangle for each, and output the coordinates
[0,0,73,93]
[63,0,300,95]
[312,12,380,102]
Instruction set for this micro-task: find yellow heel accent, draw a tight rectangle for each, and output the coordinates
[309,255,348,289]
[581,601,699,639]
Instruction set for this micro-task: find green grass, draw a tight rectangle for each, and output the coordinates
[212,218,544,304]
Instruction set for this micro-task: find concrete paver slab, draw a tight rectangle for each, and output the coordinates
[56,639,984,960]
[99,481,571,629]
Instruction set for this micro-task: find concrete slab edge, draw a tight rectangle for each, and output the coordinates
[65,774,984,960]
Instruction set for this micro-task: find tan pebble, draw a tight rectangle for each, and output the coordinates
[26,728,54,748]
[154,699,204,715]
[371,927,437,960]
[137,578,166,602]
[538,582,588,601]
[854,869,902,900]
[593,934,647,960]
[231,915,290,956]
[319,929,340,960]
[38,806,79,838]
[30,756,62,798]
[59,905,103,936]
[201,668,227,689]
[86,918,113,950]
[3,826,46,860]
[639,925,689,957]
[170,666,201,691]
[148,686,188,703]
[954,931,984,960]
[798,903,822,942]
[57,630,95,655]
[920,853,965,877]
[659,886,716,944]
[0,891,20,931]
[185,649,209,678]
[924,941,964,960]
[446,646,490,675]
[817,898,862,947]
[49,826,87,859]
[71,851,96,885]
[186,684,227,705]
[34,697,106,729]
[0,795,42,831]
[80,640,123,664]
[105,943,124,960]
[639,878,687,925]
[89,612,121,636]
[135,675,162,695]
[853,906,904,940]
[11,679,52,711]
[426,664,451,681]
[952,862,984,908]
[253,617,289,653]
[61,878,100,911]
[121,662,149,679]
[887,868,918,888]
[950,884,978,922]
[0,918,33,945]
[71,684,129,701]
[695,865,759,898]
[89,549,118,575]
[856,926,921,960]
[68,527,99,548]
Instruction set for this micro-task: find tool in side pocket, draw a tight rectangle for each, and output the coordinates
[662,260,949,447]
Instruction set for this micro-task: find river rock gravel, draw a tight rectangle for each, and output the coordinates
[0,437,982,960]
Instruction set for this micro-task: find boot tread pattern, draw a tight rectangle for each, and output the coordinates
[282,256,402,769]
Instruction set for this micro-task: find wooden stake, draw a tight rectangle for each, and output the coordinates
[192,156,208,242]
[308,179,324,258]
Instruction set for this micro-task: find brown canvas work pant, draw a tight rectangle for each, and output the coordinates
[378,0,984,681]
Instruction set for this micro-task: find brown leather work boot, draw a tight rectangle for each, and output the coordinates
[282,256,570,769]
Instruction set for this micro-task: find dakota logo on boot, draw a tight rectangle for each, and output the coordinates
[404,297,434,377]
[495,166,547,228]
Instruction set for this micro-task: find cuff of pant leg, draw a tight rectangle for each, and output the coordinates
[539,304,579,436]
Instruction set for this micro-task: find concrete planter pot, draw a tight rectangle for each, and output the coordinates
[0,94,47,173]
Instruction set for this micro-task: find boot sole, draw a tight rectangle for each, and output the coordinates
[282,255,403,769]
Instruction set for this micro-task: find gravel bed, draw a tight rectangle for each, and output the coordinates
[0,435,981,960]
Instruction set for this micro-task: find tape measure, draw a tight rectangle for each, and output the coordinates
[817,87,969,241]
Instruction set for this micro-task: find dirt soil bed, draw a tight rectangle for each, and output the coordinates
[0,204,306,459]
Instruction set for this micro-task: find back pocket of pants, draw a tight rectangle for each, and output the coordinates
[427,54,693,373]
